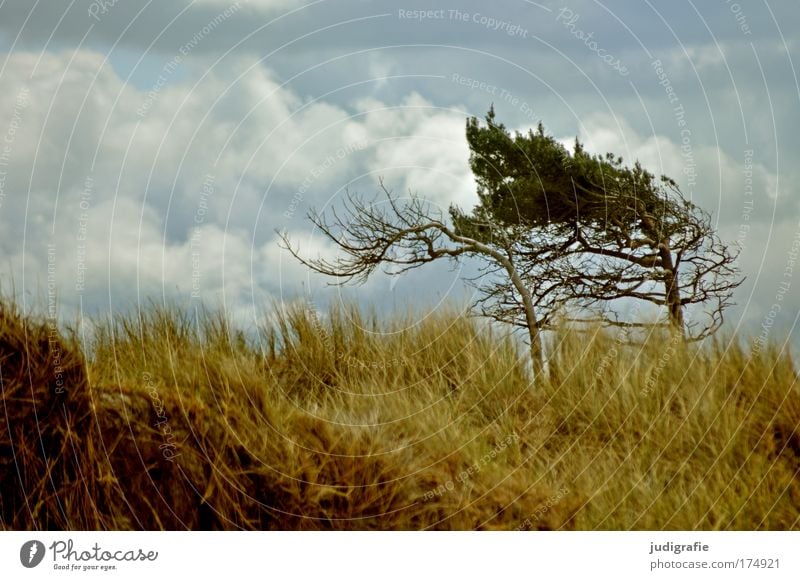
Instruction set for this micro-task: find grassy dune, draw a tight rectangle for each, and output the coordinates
[1,299,798,530]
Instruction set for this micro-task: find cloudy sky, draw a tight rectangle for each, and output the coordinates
[0,0,797,344]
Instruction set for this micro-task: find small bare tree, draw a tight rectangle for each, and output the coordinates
[278,181,547,371]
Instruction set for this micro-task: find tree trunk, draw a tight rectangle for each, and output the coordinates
[441,230,544,375]
[658,243,684,336]
[525,302,544,376]
[508,267,543,375]
[665,269,684,333]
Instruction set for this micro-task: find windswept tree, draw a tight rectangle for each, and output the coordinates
[281,109,742,370]
[458,109,742,339]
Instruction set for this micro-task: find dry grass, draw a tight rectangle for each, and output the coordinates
[1,298,798,530]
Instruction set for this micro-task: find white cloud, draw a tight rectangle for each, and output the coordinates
[0,49,475,319]
[357,93,474,209]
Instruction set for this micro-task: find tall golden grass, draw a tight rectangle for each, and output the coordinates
[1,298,797,530]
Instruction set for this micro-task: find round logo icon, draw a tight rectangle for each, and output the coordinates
[20,540,46,568]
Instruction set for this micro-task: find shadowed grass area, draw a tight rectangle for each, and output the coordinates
[1,298,797,530]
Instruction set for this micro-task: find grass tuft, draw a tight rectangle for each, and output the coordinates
[1,298,797,529]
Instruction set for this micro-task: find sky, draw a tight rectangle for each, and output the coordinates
[0,0,798,346]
